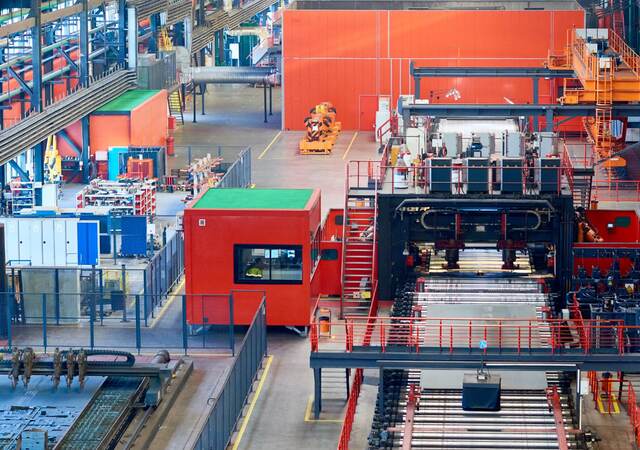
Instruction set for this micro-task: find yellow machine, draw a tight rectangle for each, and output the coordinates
[44,135,62,183]
[299,102,341,154]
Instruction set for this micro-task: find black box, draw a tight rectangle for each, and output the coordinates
[462,373,501,411]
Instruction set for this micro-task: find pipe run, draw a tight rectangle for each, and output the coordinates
[186,66,279,85]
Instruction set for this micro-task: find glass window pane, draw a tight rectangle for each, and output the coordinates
[235,245,303,284]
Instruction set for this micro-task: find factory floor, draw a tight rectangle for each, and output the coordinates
[168,85,638,450]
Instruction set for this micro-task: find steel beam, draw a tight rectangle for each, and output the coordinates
[57,129,81,156]
[399,103,640,119]
[410,63,575,79]
[6,67,33,97]
[8,160,30,181]
[310,350,640,372]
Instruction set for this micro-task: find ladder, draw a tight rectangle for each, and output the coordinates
[340,195,376,318]
[593,59,614,159]
[168,90,184,125]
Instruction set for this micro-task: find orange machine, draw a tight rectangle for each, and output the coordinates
[299,102,342,154]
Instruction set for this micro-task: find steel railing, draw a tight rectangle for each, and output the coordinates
[310,315,639,355]
[346,159,570,196]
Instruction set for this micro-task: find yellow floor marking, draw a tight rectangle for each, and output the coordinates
[342,132,359,160]
[258,131,282,159]
[231,355,274,449]
[596,394,620,414]
[303,395,345,423]
[150,278,185,328]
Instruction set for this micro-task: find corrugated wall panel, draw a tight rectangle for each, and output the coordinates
[283,9,585,130]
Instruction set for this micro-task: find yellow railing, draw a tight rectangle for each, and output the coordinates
[608,28,640,77]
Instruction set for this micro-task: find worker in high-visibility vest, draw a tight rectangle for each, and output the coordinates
[246,258,266,279]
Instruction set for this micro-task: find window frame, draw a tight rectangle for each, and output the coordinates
[233,244,304,285]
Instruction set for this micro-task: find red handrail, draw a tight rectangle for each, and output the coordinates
[337,368,363,450]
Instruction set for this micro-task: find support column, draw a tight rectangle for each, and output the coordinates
[117,0,126,65]
[80,0,91,183]
[201,83,205,115]
[263,83,267,123]
[378,367,385,420]
[269,84,272,116]
[127,8,137,69]
[414,77,421,100]
[192,84,197,123]
[576,369,582,429]
[532,77,539,132]
[30,0,44,182]
[545,108,554,132]
[313,368,322,419]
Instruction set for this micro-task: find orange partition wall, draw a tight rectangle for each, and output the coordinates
[129,90,168,147]
[282,10,585,131]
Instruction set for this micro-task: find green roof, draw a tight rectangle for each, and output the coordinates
[95,90,160,113]
[193,188,314,210]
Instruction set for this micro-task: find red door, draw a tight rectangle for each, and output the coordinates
[359,95,378,132]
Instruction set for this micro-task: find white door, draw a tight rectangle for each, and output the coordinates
[18,220,30,264]
[53,219,67,266]
[2,219,19,263]
[41,219,55,266]
[65,220,78,265]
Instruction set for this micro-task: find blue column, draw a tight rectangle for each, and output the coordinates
[31,0,44,182]
[118,0,127,65]
[532,77,539,132]
[80,0,90,183]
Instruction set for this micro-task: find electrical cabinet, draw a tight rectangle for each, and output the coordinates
[0,218,99,267]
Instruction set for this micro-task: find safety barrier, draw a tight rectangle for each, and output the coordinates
[1,290,266,355]
[591,179,640,203]
[192,297,268,450]
[346,160,570,196]
[310,316,638,355]
[628,382,640,445]
[608,28,640,77]
[217,147,252,188]
[334,282,380,450]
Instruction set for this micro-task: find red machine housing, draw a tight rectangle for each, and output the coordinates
[574,209,640,277]
[184,188,322,327]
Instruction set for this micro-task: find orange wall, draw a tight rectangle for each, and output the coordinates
[89,91,168,154]
[283,10,585,130]
[89,115,131,153]
[130,90,168,146]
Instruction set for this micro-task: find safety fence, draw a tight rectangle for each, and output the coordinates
[345,160,568,196]
[5,231,185,321]
[192,297,268,450]
[1,290,266,355]
[335,288,380,450]
[217,147,252,188]
[136,52,177,90]
[310,315,640,355]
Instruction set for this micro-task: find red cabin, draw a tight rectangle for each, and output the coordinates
[184,188,322,327]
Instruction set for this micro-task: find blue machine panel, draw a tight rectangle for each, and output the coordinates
[120,216,147,256]
[77,222,99,266]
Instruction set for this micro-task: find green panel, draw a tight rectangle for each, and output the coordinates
[95,90,160,113]
[193,188,314,210]
[614,216,631,228]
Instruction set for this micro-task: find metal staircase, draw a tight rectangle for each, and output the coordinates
[572,167,595,208]
[340,195,376,318]
[168,89,184,125]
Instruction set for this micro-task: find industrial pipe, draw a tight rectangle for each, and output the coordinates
[186,66,279,85]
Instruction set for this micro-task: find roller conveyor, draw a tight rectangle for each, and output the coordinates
[369,255,583,449]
